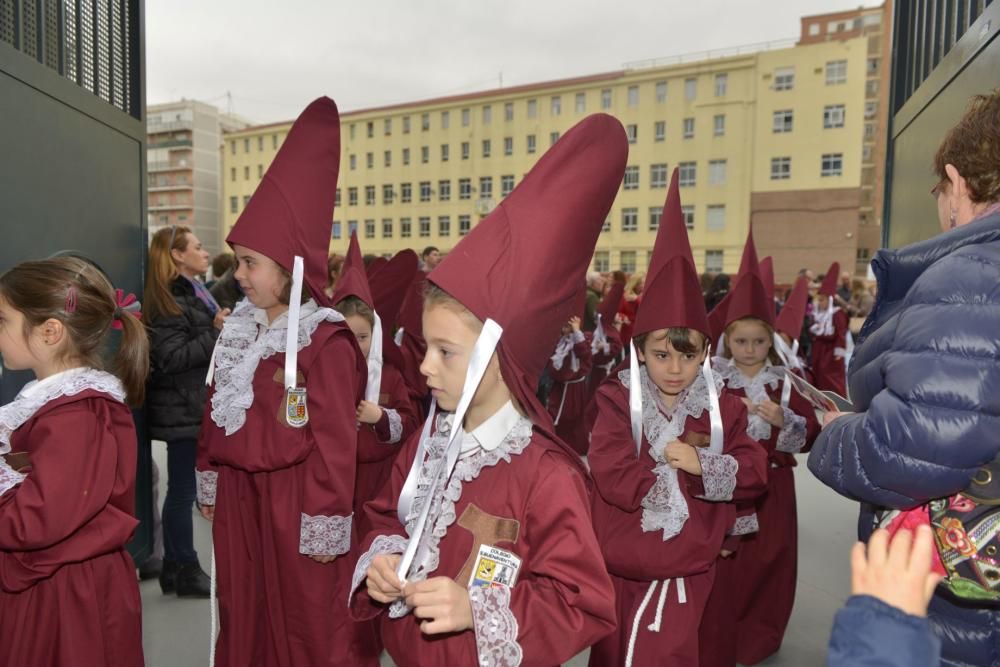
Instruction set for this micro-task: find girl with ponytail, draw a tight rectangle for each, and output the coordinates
[0,256,147,665]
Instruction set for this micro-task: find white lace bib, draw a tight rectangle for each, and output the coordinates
[711,357,783,441]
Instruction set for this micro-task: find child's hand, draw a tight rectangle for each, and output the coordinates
[366,554,404,604]
[756,400,785,428]
[213,308,231,331]
[309,554,337,564]
[356,400,384,425]
[199,504,215,521]
[403,577,473,635]
[568,316,582,333]
[851,526,941,618]
[720,549,735,558]
[664,440,702,476]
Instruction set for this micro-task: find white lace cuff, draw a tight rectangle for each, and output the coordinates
[196,469,218,506]
[730,513,759,536]
[349,533,410,606]
[775,408,808,454]
[382,408,403,444]
[695,450,738,502]
[299,512,352,556]
[640,464,690,541]
[0,459,26,497]
[469,585,523,667]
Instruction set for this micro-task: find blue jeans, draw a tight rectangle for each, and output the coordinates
[163,437,199,564]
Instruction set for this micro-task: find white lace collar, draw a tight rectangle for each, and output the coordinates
[0,367,125,452]
[209,298,344,435]
[550,330,584,372]
[712,356,782,441]
[458,401,523,455]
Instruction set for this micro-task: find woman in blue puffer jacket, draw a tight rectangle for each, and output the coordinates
[810,89,1000,666]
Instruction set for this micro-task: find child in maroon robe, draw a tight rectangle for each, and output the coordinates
[809,263,849,396]
[698,229,822,667]
[196,98,369,667]
[545,315,593,455]
[0,257,148,666]
[349,113,626,666]
[588,172,768,667]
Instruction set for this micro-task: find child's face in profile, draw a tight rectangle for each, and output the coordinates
[344,314,373,359]
[232,244,287,313]
[637,329,707,398]
[0,297,36,371]
[727,318,772,369]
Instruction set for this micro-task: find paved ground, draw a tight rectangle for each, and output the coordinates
[141,444,859,666]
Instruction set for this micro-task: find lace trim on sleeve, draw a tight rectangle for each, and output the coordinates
[348,533,409,607]
[196,469,218,506]
[382,408,403,444]
[0,459,25,497]
[640,464,690,541]
[469,585,523,667]
[299,512,352,556]
[695,449,738,501]
[730,513,759,536]
[775,407,808,454]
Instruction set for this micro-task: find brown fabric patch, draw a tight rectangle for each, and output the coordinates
[272,368,305,385]
[455,503,520,586]
[685,432,711,448]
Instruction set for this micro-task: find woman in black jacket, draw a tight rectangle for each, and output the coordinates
[144,225,229,597]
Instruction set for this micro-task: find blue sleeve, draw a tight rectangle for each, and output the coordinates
[827,595,940,667]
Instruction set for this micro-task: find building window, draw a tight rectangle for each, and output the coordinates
[419,217,431,238]
[681,205,694,230]
[332,221,342,239]
[480,176,493,199]
[865,123,876,139]
[714,73,728,97]
[708,159,727,185]
[650,163,668,189]
[244,138,250,152]
[257,136,263,151]
[256,164,264,179]
[679,162,697,186]
[419,113,429,132]
[551,96,561,115]
[461,108,471,126]
[439,216,451,237]
[706,205,726,231]
[365,186,376,206]
[382,184,394,204]
[655,81,667,103]
[713,114,726,136]
[365,219,376,239]
[273,134,279,149]
[482,105,492,124]
[421,146,429,164]
[384,118,392,136]
[382,218,393,238]
[439,179,451,201]
[482,139,492,158]
[461,142,470,160]
[348,187,358,206]
[620,251,637,273]
[366,122,374,139]
[601,88,612,109]
[441,111,450,129]
[366,152,374,169]
[527,135,536,154]
[401,218,412,238]
[527,99,537,118]
[774,67,795,91]
[826,60,847,85]
[862,144,874,162]
[770,157,792,180]
[867,57,880,76]
[349,154,357,170]
[501,174,515,197]
[683,118,695,139]
[627,85,639,106]
[824,104,846,128]
[594,251,610,272]
[504,137,513,156]
[865,101,877,119]
[335,188,341,207]
[384,150,392,167]
[419,181,432,202]
[654,121,666,142]
[705,250,724,272]
[402,148,410,165]
[400,183,412,203]
[459,178,472,200]
[504,102,514,122]
[244,166,250,180]
[402,116,410,134]
[575,92,586,113]
[622,208,638,232]
[230,141,236,155]
[347,220,358,237]
[549,131,561,146]
[648,206,662,231]
[821,153,844,177]
[242,195,251,207]
[684,78,697,101]
[602,217,611,233]
[459,215,472,236]
[623,166,640,190]
[229,196,238,213]
[441,144,450,162]
[230,167,236,182]
[773,110,794,133]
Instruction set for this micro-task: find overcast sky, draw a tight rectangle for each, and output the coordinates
[146,1,881,124]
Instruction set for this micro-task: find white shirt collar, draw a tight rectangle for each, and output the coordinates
[459,401,522,455]
[18,367,89,399]
[252,299,319,330]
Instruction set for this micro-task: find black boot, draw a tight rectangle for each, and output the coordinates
[175,562,211,599]
[159,559,178,594]
[139,556,163,581]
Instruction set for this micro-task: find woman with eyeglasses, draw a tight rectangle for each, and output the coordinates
[143,225,229,598]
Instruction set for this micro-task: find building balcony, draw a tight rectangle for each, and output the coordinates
[148,183,191,192]
[149,203,194,212]
[148,138,193,149]
[148,161,192,173]
[147,120,193,134]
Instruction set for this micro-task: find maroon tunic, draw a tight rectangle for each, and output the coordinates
[545,332,593,455]
[699,365,821,667]
[0,391,143,666]
[350,414,617,666]
[809,308,848,396]
[197,314,367,667]
[588,371,768,666]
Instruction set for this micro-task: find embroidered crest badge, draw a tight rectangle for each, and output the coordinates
[284,387,309,428]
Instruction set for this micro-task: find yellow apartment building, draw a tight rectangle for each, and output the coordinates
[222,9,885,282]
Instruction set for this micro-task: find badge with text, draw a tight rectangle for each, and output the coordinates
[468,544,522,590]
[284,387,309,428]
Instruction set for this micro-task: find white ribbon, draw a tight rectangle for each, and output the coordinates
[395,319,504,582]
[702,347,724,455]
[592,314,610,356]
[393,326,405,347]
[365,311,384,403]
[284,256,305,390]
[628,339,643,456]
[772,334,799,410]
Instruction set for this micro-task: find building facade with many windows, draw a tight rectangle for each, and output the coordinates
[223,15,881,282]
